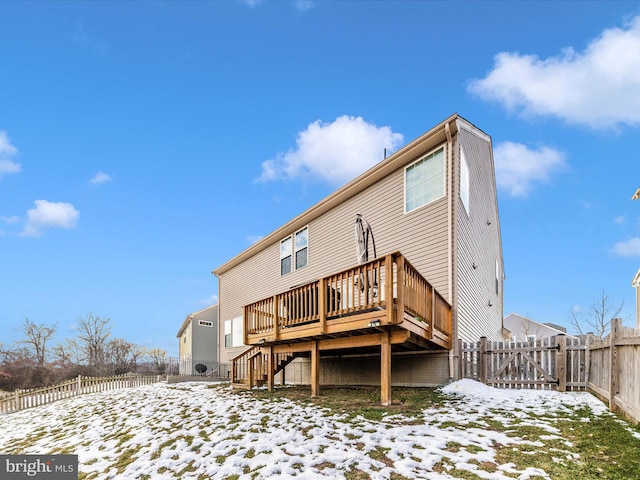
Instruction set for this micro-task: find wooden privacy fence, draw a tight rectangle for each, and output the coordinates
[459,335,587,391]
[0,373,161,414]
[587,318,640,424]
[460,319,640,424]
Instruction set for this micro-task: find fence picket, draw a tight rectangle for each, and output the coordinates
[461,326,640,424]
[0,373,161,414]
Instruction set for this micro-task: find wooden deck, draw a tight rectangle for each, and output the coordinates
[232,252,452,404]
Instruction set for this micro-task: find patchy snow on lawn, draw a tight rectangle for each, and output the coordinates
[0,379,612,479]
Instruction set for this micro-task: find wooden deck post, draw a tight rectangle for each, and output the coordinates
[267,346,274,392]
[395,255,405,325]
[248,356,254,389]
[381,331,391,406]
[311,341,320,397]
[609,318,621,413]
[479,337,487,384]
[318,278,326,334]
[273,295,280,340]
[385,254,394,324]
[556,334,567,392]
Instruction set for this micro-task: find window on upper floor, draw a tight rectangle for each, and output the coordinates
[460,147,470,215]
[405,146,445,213]
[280,226,308,275]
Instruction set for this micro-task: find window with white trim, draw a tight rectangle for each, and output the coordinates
[405,146,445,213]
[224,317,244,348]
[280,226,308,275]
[460,147,470,214]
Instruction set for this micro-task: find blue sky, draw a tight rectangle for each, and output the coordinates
[1,1,639,358]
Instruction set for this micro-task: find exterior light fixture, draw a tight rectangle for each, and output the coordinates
[368,319,381,327]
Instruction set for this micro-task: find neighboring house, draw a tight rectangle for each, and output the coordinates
[213,113,504,404]
[503,313,577,343]
[176,305,218,376]
[633,268,640,329]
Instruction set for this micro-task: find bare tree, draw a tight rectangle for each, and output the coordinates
[571,290,624,338]
[147,348,167,374]
[104,338,142,374]
[19,318,57,365]
[76,313,112,373]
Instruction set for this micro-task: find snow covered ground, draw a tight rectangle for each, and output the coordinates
[0,379,625,479]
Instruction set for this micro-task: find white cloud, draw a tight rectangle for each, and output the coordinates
[295,0,313,11]
[612,237,640,257]
[89,172,113,185]
[0,130,21,178]
[22,200,80,238]
[0,215,19,225]
[200,293,219,306]
[257,115,404,186]
[469,15,640,129]
[614,215,626,225]
[493,141,567,197]
[246,235,264,244]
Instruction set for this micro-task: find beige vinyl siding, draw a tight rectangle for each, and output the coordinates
[454,122,504,342]
[218,143,451,364]
[179,323,192,359]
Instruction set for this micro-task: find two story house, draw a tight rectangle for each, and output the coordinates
[176,304,218,376]
[213,113,504,404]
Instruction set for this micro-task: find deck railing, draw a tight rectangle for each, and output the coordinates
[244,252,452,347]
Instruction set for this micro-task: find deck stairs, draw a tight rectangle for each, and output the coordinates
[231,346,300,389]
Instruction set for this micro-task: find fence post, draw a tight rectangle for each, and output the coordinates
[76,375,82,395]
[585,333,593,387]
[556,334,567,392]
[479,337,487,384]
[609,318,621,413]
[457,339,463,380]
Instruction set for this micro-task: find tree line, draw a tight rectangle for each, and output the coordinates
[0,313,168,391]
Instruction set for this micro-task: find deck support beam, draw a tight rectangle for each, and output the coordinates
[267,346,274,392]
[311,340,320,398]
[381,331,391,406]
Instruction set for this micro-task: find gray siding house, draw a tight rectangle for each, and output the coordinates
[176,304,218,376]
[213,114,504,403]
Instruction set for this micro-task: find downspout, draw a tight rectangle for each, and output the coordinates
[445,122,455,382]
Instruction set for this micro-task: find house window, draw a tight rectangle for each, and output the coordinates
[527,335,536,344]
[281,226,308,275]
[198,320,213,328]
[224,317,244,348]
[405,146,445,213]
[460,147,470,214]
